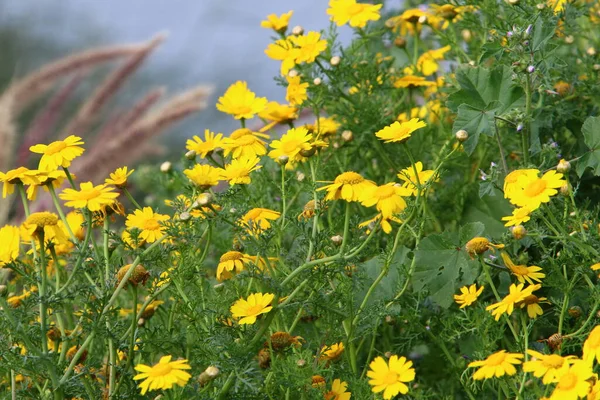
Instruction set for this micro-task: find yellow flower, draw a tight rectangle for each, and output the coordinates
[318,171,376,202]
[518,294,549,319]
[216,81,267,120]
[583,325,600,365]
[217,251,253,281]
[465,237,504,258]
[429,4,476,23]
[222,128,268,159]
[468,350,524,380]
[259,101,298,126]
[268,127,313,163]
[397,107,423,123]
[486,283,541,321]
[507,170,566,210]
[21,212,67,243]
[397,162,438,195]
[260,10,293,32]
[183,164,223,189]
[367,355,415,399]
[523,350,576,384]
[417,45,451,76]
[500,252,545,285]
[105,166,134,187]
[0,167,40,198]
[324,379,351,400]
[393,75,436,89]
[25,169,68,200]
[125,207,170,243]
[305,116,341,137]
[454,284,484,308]
[320,342,345,362]
[29,135,85,171]
[221,156,262,185]
[289,31,327,64]
[230,292,275,325]
[503,169,539,198]
[59,182,119,212]
[241,208,281,236]
[375,119,426,144]
[133,355,191,395]
[265,39,299,76]
[0,225,20,267]
[360,183,411,218]
[186,129,224,158]
[502,207,532,227]
[359,213,401,234]
[286,75,309,105]
[327,0,382,28]
[549,361,594,400]
[590,380,600,400]
[548,0,567,14]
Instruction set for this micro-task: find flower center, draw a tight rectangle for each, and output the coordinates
[151,363,173,377]
[486,352,507,366]
[46,141,67,155]
[220,251,243,262]
[143,219,161,231]
[246,304,264,316]
[281,139,303,154]
[542,355,564,369]
[336,172,364,185]
[382,371,399,385]
[78,187,101,201]
[524,179,547,197]
[557,372,578,390]
[236,135,259,146]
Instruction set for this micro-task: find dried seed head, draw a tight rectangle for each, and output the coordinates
[258,348,271,369]
[455,129,468,142]
[311,375,326,388]
[394,37,407,48]
[46,326,61,342]
[384,351,393,358]
[331,235,343,246]
[568,306,582,318]
[116,264,150,287]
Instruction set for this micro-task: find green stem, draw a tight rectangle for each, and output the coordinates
[47,185,77,242]
[123,187,142,210]
[494,120,509,176]
[103,217,110,284]
[517,314,529,400]
[339,202,351,255]
[38,233,49,355]
[523,75,531,165]
[305,159,320,263]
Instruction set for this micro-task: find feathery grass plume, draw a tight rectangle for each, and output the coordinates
[0,92,16,225]
[62,33,167,136]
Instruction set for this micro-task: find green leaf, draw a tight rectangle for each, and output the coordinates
[447,66,524,154]
[576,116,600,177]
[358,246,411,306]
[532,18,555,52]
[412,223,484,308]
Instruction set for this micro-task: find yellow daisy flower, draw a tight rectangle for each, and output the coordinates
[549,361,594,400]
[468,350,524,380]
[360,183,411,218]
[317,171,376,202]
[286,75,309,105]
[486,283,541,321]
[583,325,600,365]
[59,182,119,212]
[393,75,436,89]
[29,135,85,171]
[324,379,351,400]
[230,292,275,325]
[0,167,40,198]
[240,208,281,236]
[186,129,224,158]
[216,251,253,281]
[454,284,484,308]
[21,211,67,244]
[359,213,401,234]
[216,81,267,120]
[183,164,223,189]
[500,252,545,285]
[133,355,191,395]
[518,294,549,319]
[125,207,170,243]
[105,166,134,187]
[367,355,415,399]
[305,116,341,137]
[289,31,327,64]
[507,170,566,210]
[0,225,20,267]
[416,45,451,76]
[375,119,427,144]
[465,237,504,258]
[320,342,345,362]
[265,39,299,76]
[260,10,293,33]
[523,350,576,384]
[221,156,262,185]
[25,169,68,200]
[502,207,532,227]
[327,0,382,28]
[259,101,298,127]
[268,127,313,163]
[222,128,268,159]
[397,161,439,195]
[503,169,539,198]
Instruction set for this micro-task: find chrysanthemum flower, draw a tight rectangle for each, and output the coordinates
[375,119,427,144]
[397,162,438,195]
[468,350,524,380]
[289,31,327,64]
[502,207,532,227]
[523,350,576,384]
[186,129,224,158]
[240,208,281,235]
[324,379,351,400]
[360,183,411,218]
[359,213,401,234]
[305,116,341,137]
[500,252,545,285]
[216,251,253,281]
[507,170,566,210]
[286,75,309,105]
[327,0,382,28]
[320,342,345,362]
[393,75,436,89]
[265,39,299,76]
[24,169,69,200]
[486,283,541,321]
[259,101,298,128]
[454,284,484,308]
[583,325,600,365]
[133,355,191,395]
[221,156,262,185]
[548,361,594,400]
[416,45,451,76]
[216,81,267,120]
[21,211,69,249]
[222,128,268,159]
[29,135,85,171]
[397,107,423,124]
[0,225,20,267]
[318,171,376,202]
[503,169,539,198]
[125,207,170,243]
[59,182,119,212]
[518,294,549,319]
[465,237,504,258]
[260,10,293,32]
[367,355,415,399]
[268,127,313,163]
[0,167,40,198]
[230,292,275,324]
[183,164,223,189]
[105,166,134,187]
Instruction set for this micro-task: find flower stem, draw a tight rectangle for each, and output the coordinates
[123,187,142,210]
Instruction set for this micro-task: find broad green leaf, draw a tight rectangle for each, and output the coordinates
[454,103,497,154]
[357,246,410,306]
[576,116,600,177]
[532,18,555,52]
[412,222,484,308]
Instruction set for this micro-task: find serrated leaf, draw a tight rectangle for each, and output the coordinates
[576,116,600,177]
[478,181,496,198]
[532,18,555,52]
[412,223,484,308]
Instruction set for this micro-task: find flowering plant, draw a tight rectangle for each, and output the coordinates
[2,1,600,399]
